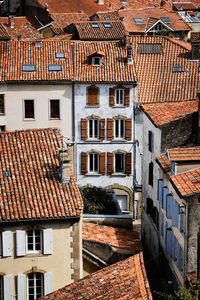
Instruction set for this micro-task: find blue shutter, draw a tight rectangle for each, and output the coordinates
[177,243,181,269]
[157,179,164,202]
[166,194,173,218]
[172,200,179,227]
[161,212,164,236]
[162,187,168,210]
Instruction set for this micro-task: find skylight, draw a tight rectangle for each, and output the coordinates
[120,0,129,4]
[22,64,35,72]
[137,43,162,54]
[56,52,65,58]
[3,171,11,177]
[103,22,112,28]
[173,66,182,72]
[134,18,144,24]
[34,41,41,48]
[91,23,99,28]
[161,17,171,23]
[104,16,110,20]
[48,64,62,71]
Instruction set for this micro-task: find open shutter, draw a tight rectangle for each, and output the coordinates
[99,119,105,140]
[81,119,87,140]
[107,152,113,175]
[87,86,99,106]
[17,274,26,300]
[43,228,53,255]
[107,119,113,140]
[44,272,53,296]
[124,88,130,107]
[125,153,132,175]
[109,88,115,107]
[16,230,25,257]
[2,231,12,257]
[81,152,88,175]
[125,119,132,141]
[4,274,13,300]
[99,153,106,175]
[157,179,164,202]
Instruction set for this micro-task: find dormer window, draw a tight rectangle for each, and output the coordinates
[173,66,182,72]
[134,18,143,24]
[92,56,102,66]
[91,23,99,28]
[103,22,112,28]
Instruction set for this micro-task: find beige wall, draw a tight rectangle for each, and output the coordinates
[177,162,200,174]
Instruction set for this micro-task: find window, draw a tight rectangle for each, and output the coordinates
[0,126,5,132]
[161,17,171,23]
[0,276,3,300]
[50,99,60,119]
[91,23,99,28]
[0,95,4,114]
[134,18,143,23]
[48,64,61,71]
[173,66,181,72]
[27,272,43,300]
[115,153,125,173]
[55,52,65,58]
[24,100,34,119]
[103,22,112,28]
[149,162,153,186]
[88,119,99,139]
[148,131,154,152]
[89,153,99,173]
[104,16,110,20]
[114,119,125,139]
[117,195,128,212]
[22,64,35,72]
[91,56,102,66]
[115,89,124,106]
[27,230,42,253]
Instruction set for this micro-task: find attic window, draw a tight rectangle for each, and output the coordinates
[91,23,99,28]
[120,0,129,4]
[173,66,182,72]
[48,64,62,71]
[34,41,41,48]
[161,17,171,23]
[137,43,162,54]
[56,52,65,58]
[104,16,110,20]
[134,18,144,24]
[92,56,102,66]
[103,22,112,28]
[3,171,11,177]
[22,64,35,72]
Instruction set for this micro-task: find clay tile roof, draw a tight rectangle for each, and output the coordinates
[73,20,125,40]
[0,23,10,40]
[141,100,198,126]
[131,36,199,103]
[91,10,120,21]
[168,146,200,161]
[156,154,171,173]
[173,2,198,10]
[39,252,152,300]
[83,222,141,252]
[170,167,200,197]
[0,128,83,222]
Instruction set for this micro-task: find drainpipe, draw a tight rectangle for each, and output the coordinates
[133,85,138,220]
[197,222,200,279]
[71,42,77,179]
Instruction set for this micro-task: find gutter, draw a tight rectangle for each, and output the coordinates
[0,216,81,226]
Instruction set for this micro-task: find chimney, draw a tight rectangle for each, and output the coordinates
[98,0,104,4]
[8,16,15,28]
[191,33,200,60]
[58,148,71,184]
[197,222,200,280]
[127,45,133,64]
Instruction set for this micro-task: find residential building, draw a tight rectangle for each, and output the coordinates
[0,128,83,299]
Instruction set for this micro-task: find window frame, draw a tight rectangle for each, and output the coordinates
[88,152,99,174]
[88,118,99,140]
[91,56,102,66]
[114,152,125,173]
[115,89,125,106]
[26,229,42,254]
[0,94,4,115]
[27,272,44,300]
[23,99,35,120]
[114,119,125,139]
[49,99,60,120]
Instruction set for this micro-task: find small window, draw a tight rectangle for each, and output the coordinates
[148,131,154,152]
[92,56,101,66]
[173,66,181,72]
[115,89,124,106]
[0,126,5,132]
[34,41,41,48]
[115,119,125,139]
[55,52,65,58]
[27,272,44,300]
[120,0,129,4]
[50,99,60,119]
[115,153,125,173]
[88,119,99,139]
[103,22,112,28]
[22,64,35,72]
[161,17,171,23]
[3,171,11,177]
[48,64,61,71]
[134,18,143,23]
[117,195,128,212]
[24,100,34,119]
[27,230,42,253]
[91,23,99,28]
[89,153,99,173]
[149,161,153,186]
[0,94,4,114]
[104,16,110,20]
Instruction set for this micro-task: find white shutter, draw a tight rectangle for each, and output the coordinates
[16,231,25,257]
[44,272,53,295]
[17,274,26,300]
[2,231,12,257]
[4,274,13,300]
[43,229,52,255]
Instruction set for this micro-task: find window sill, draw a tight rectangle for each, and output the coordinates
[112,105,126,108]
[86,139,101,142]
[49,118,61,120]
[85,173,101,176]
[85,105,100,108]
[23,118,36,121]
[25,253,43,257]
[110,173,127,177]
[0,113,5,116]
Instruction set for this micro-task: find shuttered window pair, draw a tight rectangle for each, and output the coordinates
[81,118,105,140]
[109,87,130,107]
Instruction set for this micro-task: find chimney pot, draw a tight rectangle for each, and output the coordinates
[8,16,15,28]
[58,148,71,184]
[127,44,133,64]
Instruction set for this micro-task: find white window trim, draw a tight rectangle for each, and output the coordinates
[88,119,99,140]
[23,99,35,121]
[27,273,44,300]
[26,230,42,254]
[88,152,99,174]
[49,99,61,120]
[114,119,125,140]
[114,152,125,174]
[91,56,102,66]
[115,89,125,106]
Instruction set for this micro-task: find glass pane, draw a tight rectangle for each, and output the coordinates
[89,154,93,172]
[89,120,93,138]
[115,153,124,172]
[115,120,119,137]
[94,154,98,172]
[94,120,98,138]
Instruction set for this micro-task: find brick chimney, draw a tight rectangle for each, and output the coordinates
[8,16,15,28]
[58,148,71,184]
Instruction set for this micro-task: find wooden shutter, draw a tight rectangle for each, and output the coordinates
[81,119,87,140]
[157,179,164,202]
[81,152,88,174]
[87,86,99,106]
[109,88,115,106]
[162,187,168,210]
[2,231,12,257]
[4,274,13,300]
[107,152,113,175]
[43,228,53,255]
[107,119,113,140]
[99,119,105,140]
[17,274,26,300]
[44,272,53,295]
[16,230,25,257]
[125,153,132,175]
[124,88,130,107]
[125,119,132,140]
[99,153,105,175]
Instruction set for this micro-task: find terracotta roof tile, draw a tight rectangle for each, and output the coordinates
[39,252,152,300]
[168,146,200,161]
[0,23,10,40]
[91,10,120,21]
[0,128,83,222]
[83,222,141,252]
[156,154,171,173]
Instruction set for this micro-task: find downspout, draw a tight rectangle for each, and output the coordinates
[71,42,77,179]
[184,200,188,284]
[133,84,137,220]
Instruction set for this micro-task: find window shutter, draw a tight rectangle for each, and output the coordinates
[166,195,172,219]
[43,228,53,255]
[124,88,130,107]
[81,152,88,175]
[99,153,106,175]
[4,274,13,300]
[17,274,26,300]
[0,233,2,256]
[125,119,132,140]
[87,86,99,106]
[172,200,179,227]
[2,231,12,257]
[125,153,132,175]
[157,179,164,202]
[162,187,168,210]
[16,230,25,257]
[44,272,53,296]
[81,119,87,140]
[109,88,115,107]
[107,152,113,175]
[99,119,105,140]
[107,119,113,140]
[166,229,173,257]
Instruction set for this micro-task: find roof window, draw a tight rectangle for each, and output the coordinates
[34,41,41,48]
[48,64,62,71]
[22,64,35,72]
[56,52,65,58]
[173,66,182,72]
[3,171,11,177]
[161,17,171,23]
[104,16,110,20]
[103,22,112,28]
[91,23,99,28]
[137,43,162,54]
[92,56,102,66]
[120,0,129,4]
[134,18,144,24]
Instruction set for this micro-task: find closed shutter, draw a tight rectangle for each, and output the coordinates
[43,228,53,255]
[162,187,168,210]
[109,88,115,106]
[161,213,164,236]
[99,153,106,175]
[0,233,2,256]
[157,179,164,202]
[124,88,130,107]
[16,230,25,257]
[17,274,26,300]
[107,152,113,175]
[4,274,13,300]
[166,195,172,219]
[81,119,87,140]
[99,119,105,140]
[172,200,179,227]
[166,229,173,257]
[81,152,88,174]
[125,119,132,140]
[125,153,132,175]
[87,86,99,106]
[44,272,53,296]
[107,119,113,140]
[2,231,12,257]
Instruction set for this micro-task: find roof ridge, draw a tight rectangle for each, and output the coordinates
[0,127,59,135]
